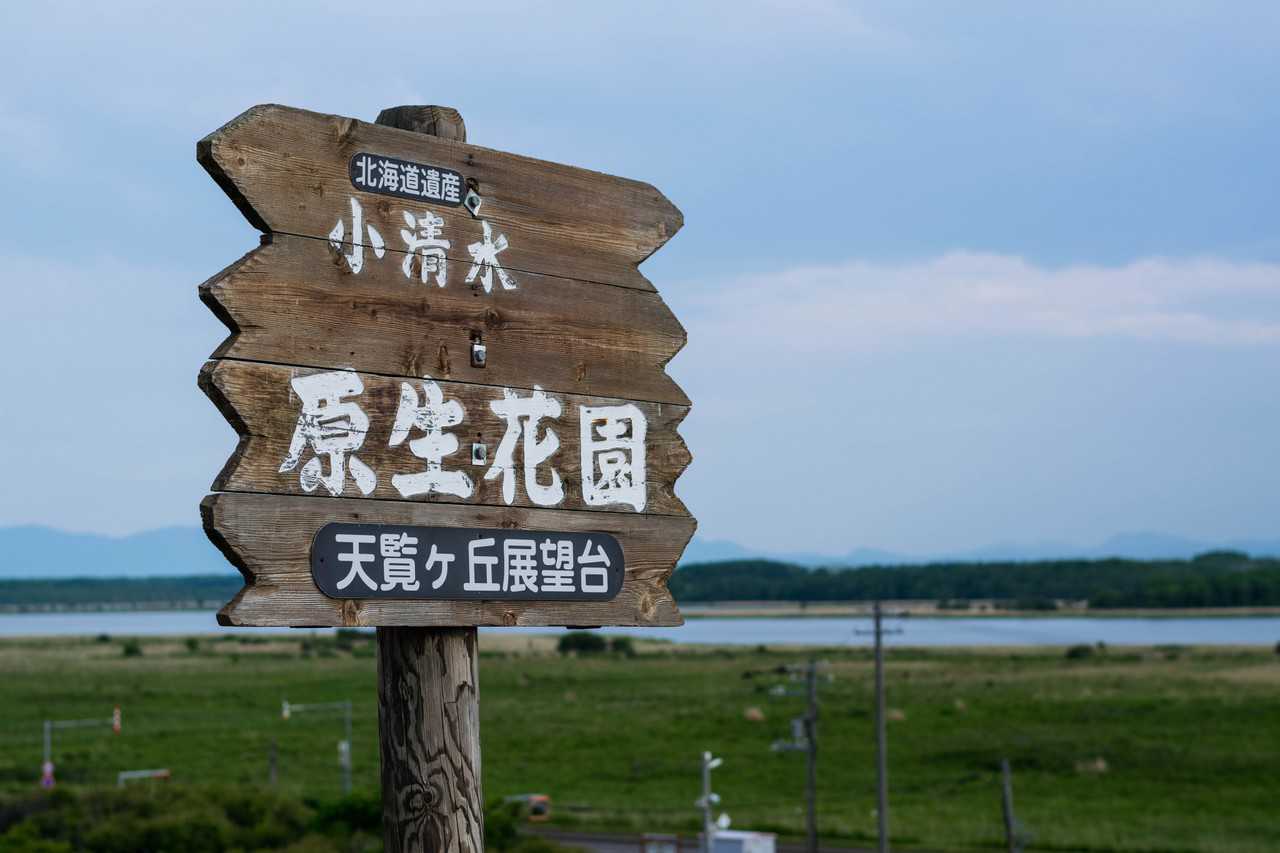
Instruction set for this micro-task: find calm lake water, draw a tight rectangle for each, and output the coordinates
[2,610,1278,646]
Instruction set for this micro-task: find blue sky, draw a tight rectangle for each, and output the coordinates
[1,1,1278,556]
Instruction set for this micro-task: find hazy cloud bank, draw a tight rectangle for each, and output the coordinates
[680,253,1280,353]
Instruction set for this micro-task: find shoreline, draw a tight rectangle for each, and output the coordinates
[682,602,1280,619]
[1,611,1279,647]
[0,632,1275,655]
[4,602,1280,619]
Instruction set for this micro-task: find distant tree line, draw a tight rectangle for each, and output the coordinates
[669,551,1280,609]
[0,575,241,610]
[6,551,1280,610]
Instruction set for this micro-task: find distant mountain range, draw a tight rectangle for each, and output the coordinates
[679,532,1280,567]
[1,525,1278,580]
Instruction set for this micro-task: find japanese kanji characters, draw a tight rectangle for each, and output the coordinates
[400,211,450,286]
[539,538,575,593]
[388,379,473,499]
[425,169,445,199]
[329,195,517,296]
[380,532,419,591]
[464,537,500,592]
[579,539,612,593]
[278,376,648,511]
[351,154,381,190]
[460,536,601,594]
[350,153,463,206]
[503,539,540,593]
[580,404,648,511]
[486,387,564,506]
[440,172,462,205]
[328,198,385,275]
[315,526,621,600]
[402,162,421,195]
[379,162,401,192]
[465,220,518,293]
[279,370,376,497]
[335,533,377,591]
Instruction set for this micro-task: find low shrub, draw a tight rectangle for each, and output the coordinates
[557,632,607,656]
[1065,644,1094,660]
[334,629,362,651]
[608,636,637,658]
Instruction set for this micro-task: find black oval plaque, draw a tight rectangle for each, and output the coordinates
[349,152,465,206]
[311,523,624,601]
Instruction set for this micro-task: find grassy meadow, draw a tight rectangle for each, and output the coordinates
[0,631,1277,852]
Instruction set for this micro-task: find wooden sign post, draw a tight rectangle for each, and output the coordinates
[197,103,693,851]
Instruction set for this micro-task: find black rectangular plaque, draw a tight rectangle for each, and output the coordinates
[349,152,465,206]
[311,523,625,601]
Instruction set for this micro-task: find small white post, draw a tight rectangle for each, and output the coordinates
[698,751,723,853]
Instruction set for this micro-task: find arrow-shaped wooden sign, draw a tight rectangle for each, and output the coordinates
[199,104,694,628]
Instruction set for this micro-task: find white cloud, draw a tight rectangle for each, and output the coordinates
[662,253,1280,555]
[679,253,1280,354]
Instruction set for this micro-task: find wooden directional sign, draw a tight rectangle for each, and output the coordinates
[199,104,694,628]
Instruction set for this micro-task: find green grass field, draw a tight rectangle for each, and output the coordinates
[1,632,1277,852]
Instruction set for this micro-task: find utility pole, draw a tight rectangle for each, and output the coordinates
[697,751,723,853]
[874,602,889,853]
[771,660,824,853]
[803,661,818,853]
[856,602,901,853]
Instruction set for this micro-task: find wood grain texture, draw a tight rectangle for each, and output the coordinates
[378,626,482,853]
[376,106,466,141]
[198,104,682,291]
[206,492,692,627]
[201,359,691,516]
[201,234,688,405]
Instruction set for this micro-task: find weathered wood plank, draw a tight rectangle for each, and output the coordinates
[201,359,691,516]
[201,233,688,405]
[377,626,483,853]
[207,492,691,627]
[199,104,682,291]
